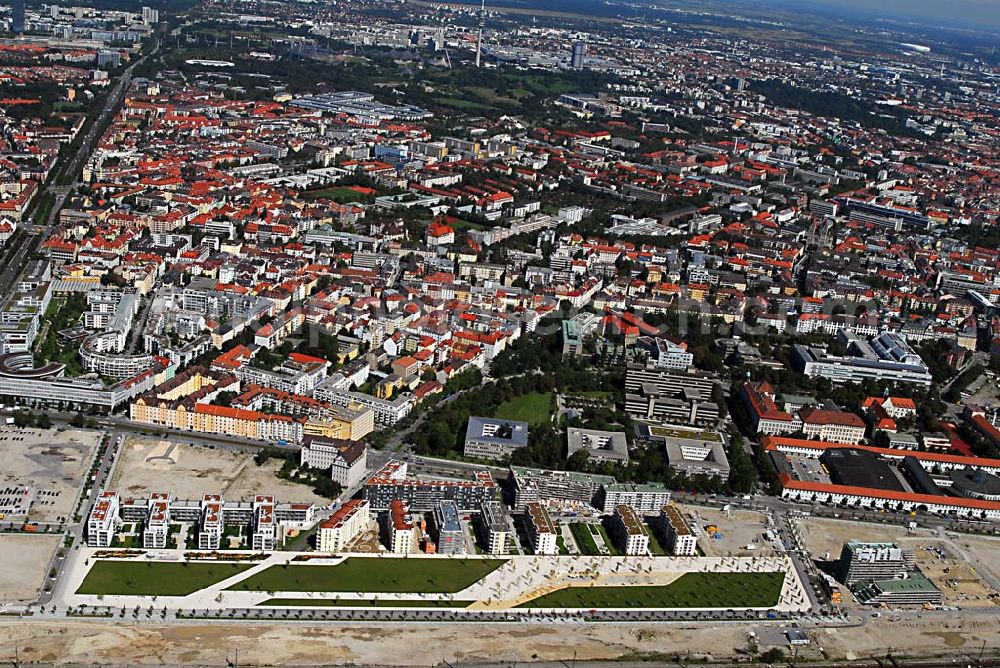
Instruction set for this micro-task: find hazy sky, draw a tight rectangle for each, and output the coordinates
[758,0,1000,30]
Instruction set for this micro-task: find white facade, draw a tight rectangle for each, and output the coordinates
[317,499,370,552]
[87,490,120,547]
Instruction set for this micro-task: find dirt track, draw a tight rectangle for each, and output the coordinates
[0,614,997,666]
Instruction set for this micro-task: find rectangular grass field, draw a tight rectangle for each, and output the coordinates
[76,560,254,596]
[519,571,785,609]
[493,392,552,426]
[229,557,506,593]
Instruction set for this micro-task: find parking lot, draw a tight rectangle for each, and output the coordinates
[0,427,100,524]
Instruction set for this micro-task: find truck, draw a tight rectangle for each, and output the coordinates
[4,417,13,426]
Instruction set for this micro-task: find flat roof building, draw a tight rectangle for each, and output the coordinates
[524,501,558,555]
[611,504,649,556]
[659,503,697,556]
[654,427,731,479]
[477,500,512,554]
[510,465,615,510]
[433,499,465,555]
[567,427,629,465]
[598,483,671,513]
[464,416,530,461]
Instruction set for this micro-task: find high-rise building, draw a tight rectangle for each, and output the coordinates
[141,6,159,24]
[571,41,587,69]
[12,0,25,34]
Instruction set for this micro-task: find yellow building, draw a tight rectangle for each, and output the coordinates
[304,403,374,442]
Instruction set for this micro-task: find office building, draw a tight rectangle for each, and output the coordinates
[624,364,721,426]
[571,41,586,69]
[794,331,932,387]
[853,574,942,606]
[11,0,24,33]
[464,416,529,461]
[567,427,629,465]
[836,542,915,586]
[799,408,866,445]
[653,427,731,478]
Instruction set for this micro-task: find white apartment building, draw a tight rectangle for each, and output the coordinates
[317,499,370,552]
[525,502,558,555]
[252,496,277,551]
[660,504,697,556]
[478,500,512,554]
[600,483,672,512]
[143,495,170,549]
[199,498,224,550]
[612,505,649,556]
[87,490,120,547]
[388,499,419,554]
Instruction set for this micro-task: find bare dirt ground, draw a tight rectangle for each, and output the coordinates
[0,427,100,524]
[0,535,61,603]
[796,517,1000,609]
[679,504,777,557]
[109,438,331,506]
[0,615,996,665]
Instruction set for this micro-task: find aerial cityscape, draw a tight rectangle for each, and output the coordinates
[0,0,996,665]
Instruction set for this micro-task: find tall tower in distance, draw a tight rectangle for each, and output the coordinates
[571,41,587,69]
[474,0,485,68]
[12,0,25,34]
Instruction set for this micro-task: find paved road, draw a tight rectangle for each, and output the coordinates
[38,430,124,607]
[0,40,157,295]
